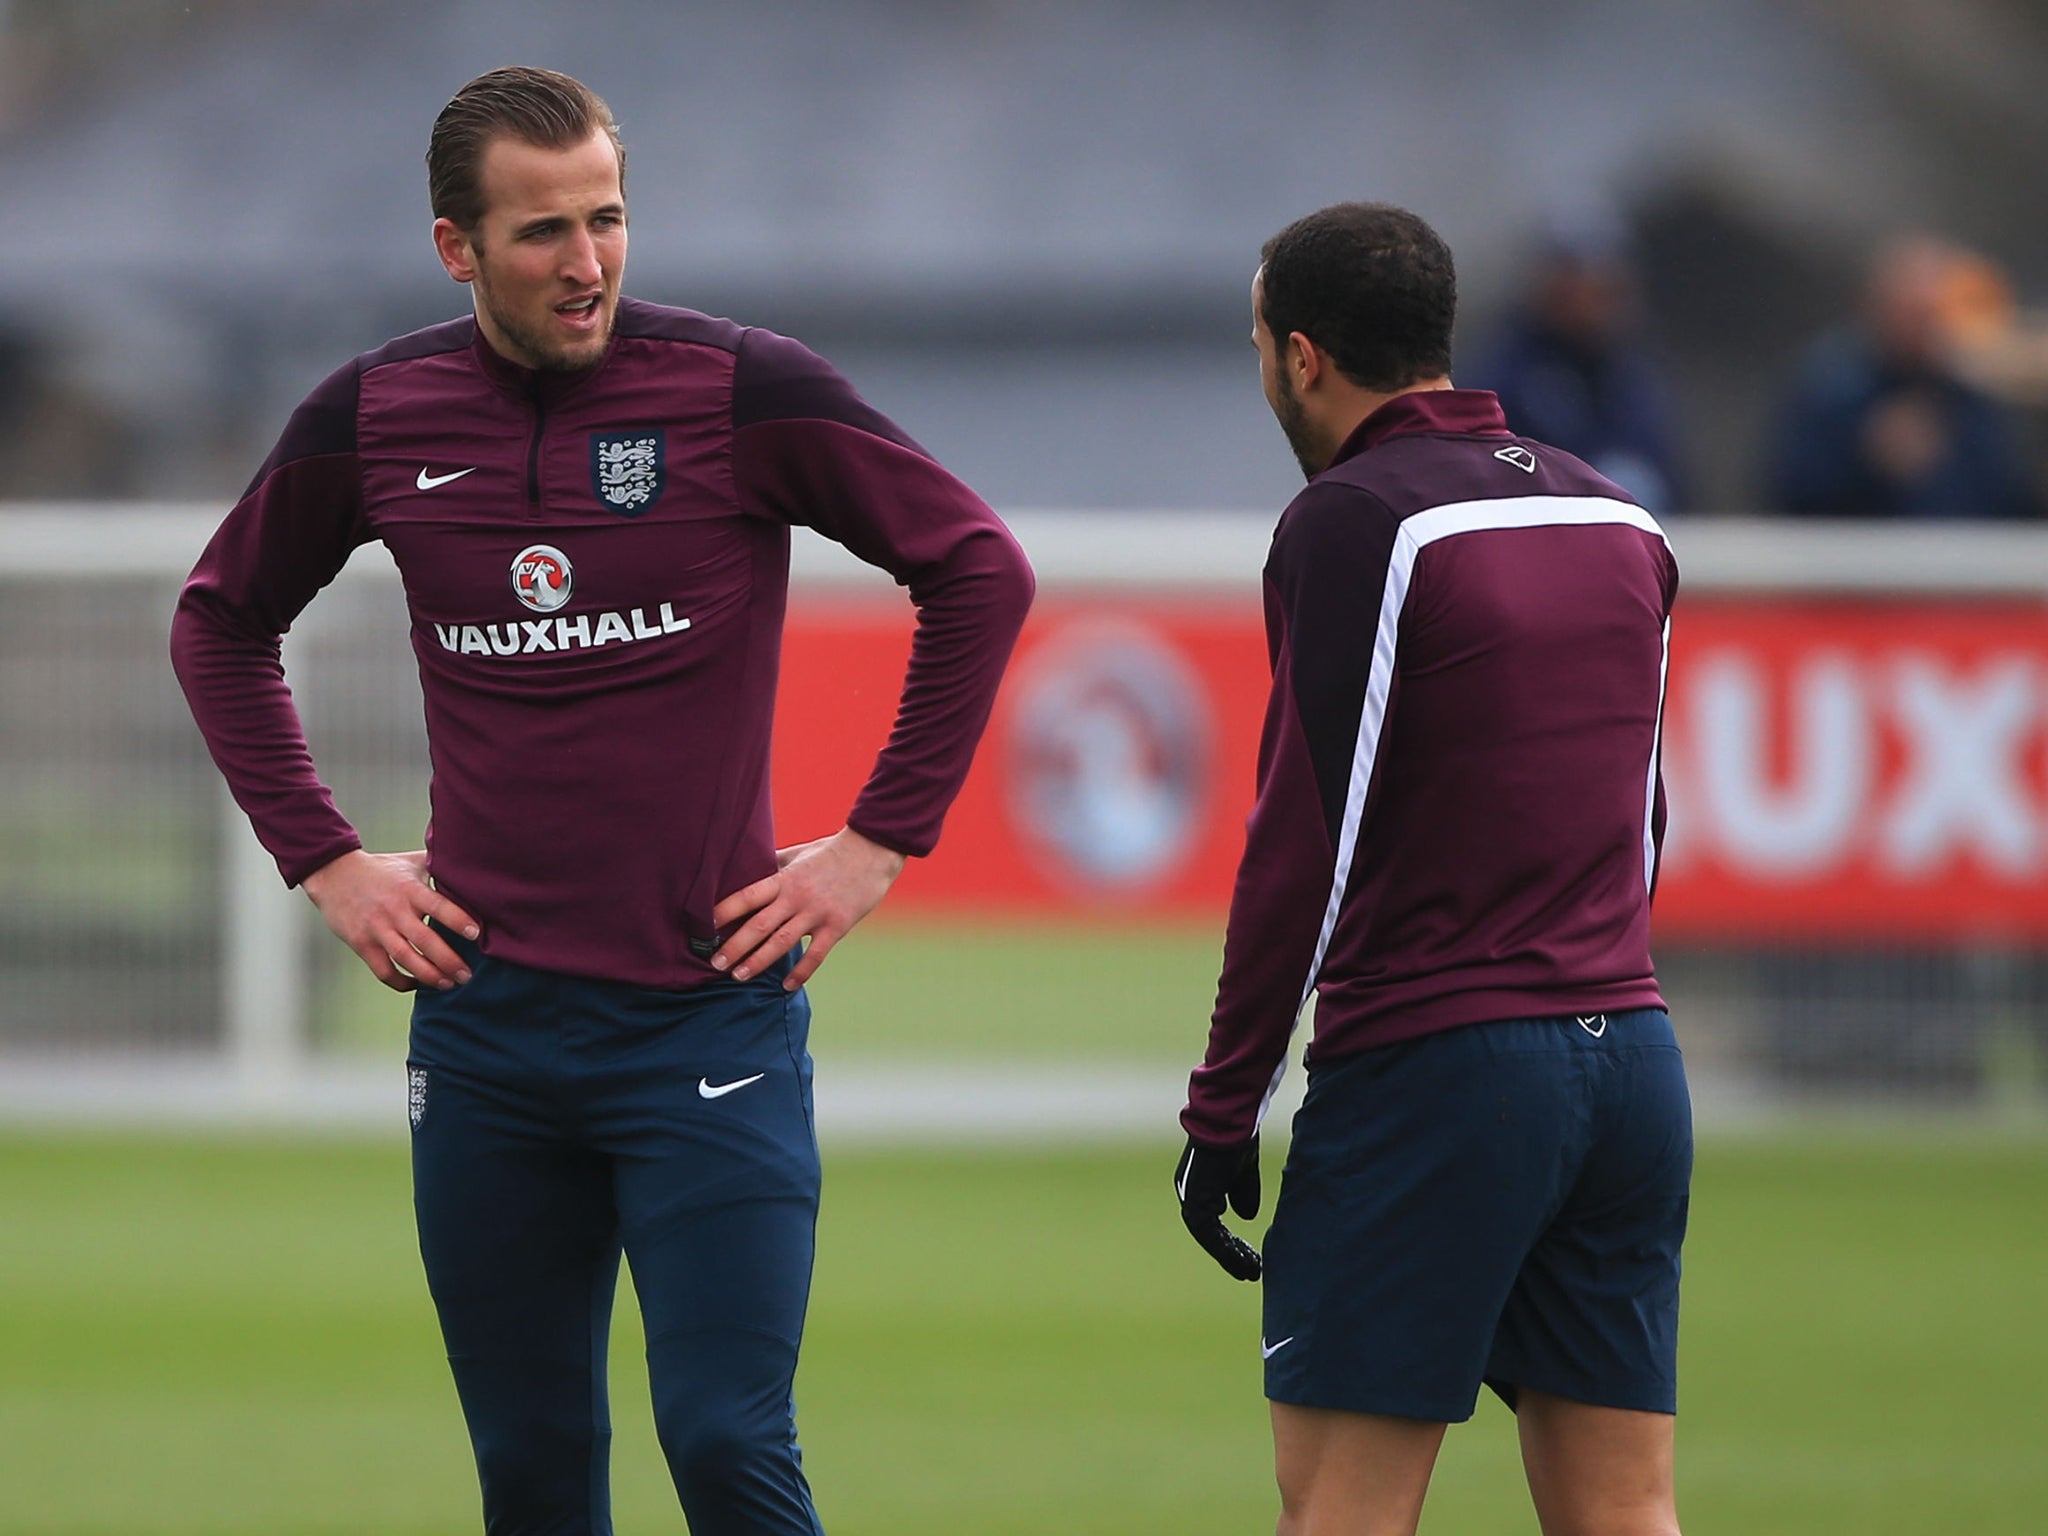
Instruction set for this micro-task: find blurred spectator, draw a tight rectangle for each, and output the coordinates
[0,318,144,498]
[0,325,33,441]
[1465,213,1690,514]
[1763,235,2042,519]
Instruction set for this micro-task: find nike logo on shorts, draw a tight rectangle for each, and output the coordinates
[416,466,477,490]
[1261,1336,1295,1359]
[698,1073,766,1099]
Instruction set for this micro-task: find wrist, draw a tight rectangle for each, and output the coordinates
[300,847,365,901]
[841,824,908,878]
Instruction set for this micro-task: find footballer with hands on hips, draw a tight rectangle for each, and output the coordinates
[172,66,1033,1536]
[1176,203,1689,1536]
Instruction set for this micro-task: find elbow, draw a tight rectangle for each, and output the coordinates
[939,521,1036,624]
[167,581,229,674]
[168,582,272,689]
[1003,532,1038,618]
[980,518,1035,617]
[167,590,202,681]
[904,519,1036,629]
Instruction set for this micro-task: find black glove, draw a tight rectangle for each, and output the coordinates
[1174,1134,1262,1281]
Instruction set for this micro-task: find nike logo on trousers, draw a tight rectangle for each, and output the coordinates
[698,1073,766,1099]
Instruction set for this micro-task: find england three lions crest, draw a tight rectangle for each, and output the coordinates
[590,430,666,515]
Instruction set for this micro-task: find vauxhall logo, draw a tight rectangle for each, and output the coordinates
[511,544,573,612]
[432,544,692,658]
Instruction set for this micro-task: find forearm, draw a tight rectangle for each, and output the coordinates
[170,587,360,886]
[1183,902,1326,1146]
[1184,730,1339,1144]
[846,523,1034,854]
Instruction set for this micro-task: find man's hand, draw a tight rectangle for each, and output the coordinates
[1175,1134,1263,1281]
[710,826,906,990]
[301,849,480,994]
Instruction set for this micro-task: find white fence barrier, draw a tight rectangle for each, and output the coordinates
[2,506,2045,1127]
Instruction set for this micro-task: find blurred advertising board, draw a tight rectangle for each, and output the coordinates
[773,592,2048,942]
[1657,599,2048,941]
[775,595,1264,918]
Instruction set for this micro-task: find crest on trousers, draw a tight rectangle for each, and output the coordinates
[407,1066,429,1130]
[590,430,665,515]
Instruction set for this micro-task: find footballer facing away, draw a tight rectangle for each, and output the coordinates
[171,68,1033,1536]
[1176,204,1689,1536]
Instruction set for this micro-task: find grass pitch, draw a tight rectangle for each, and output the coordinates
[1,1132,2044,1534]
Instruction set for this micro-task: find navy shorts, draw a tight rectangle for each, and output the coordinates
[1261,1008,1691,1423]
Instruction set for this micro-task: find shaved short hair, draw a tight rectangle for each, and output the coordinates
[1259,203,1456,391]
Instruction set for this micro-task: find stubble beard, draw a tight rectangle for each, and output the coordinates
[473,265,612,374]
[1273,371,1325,481]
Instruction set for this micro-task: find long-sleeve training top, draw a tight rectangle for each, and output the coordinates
[173,297,1035,988]
[1184,390,1675,1146]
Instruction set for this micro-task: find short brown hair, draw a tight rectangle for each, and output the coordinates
[427,66,625,230]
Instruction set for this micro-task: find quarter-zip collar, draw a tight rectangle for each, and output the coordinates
[469,317,618,404]
[1325,388,1512,471]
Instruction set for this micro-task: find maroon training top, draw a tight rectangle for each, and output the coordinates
[172,298,1035,988]
[1183,390,1675,1146]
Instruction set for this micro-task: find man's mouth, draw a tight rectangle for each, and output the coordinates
[556,294,602,327]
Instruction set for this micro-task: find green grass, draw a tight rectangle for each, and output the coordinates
[807,920,1226,1060]
[1,1133,2045,1534]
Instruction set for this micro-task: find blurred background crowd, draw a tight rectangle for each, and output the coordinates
[0,0,2045,517]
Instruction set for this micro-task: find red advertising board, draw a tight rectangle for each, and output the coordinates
[1655,599,2048,941]
[772,591,2048,942]
[773,593,1266,917]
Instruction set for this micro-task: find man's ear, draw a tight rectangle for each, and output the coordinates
[1287,331,1323,393]
[432,217,477,284]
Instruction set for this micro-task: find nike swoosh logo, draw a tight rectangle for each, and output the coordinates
[698,1073,766,1100]
[416,466,477,490]
[1261,1336,1295,1360]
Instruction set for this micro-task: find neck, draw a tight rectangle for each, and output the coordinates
[470,300,538,373]
[1312,376,1454,470]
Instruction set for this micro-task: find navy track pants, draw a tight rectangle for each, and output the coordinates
[408,937,824,1536]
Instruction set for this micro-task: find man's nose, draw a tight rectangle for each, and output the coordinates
[561,229,601,285]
